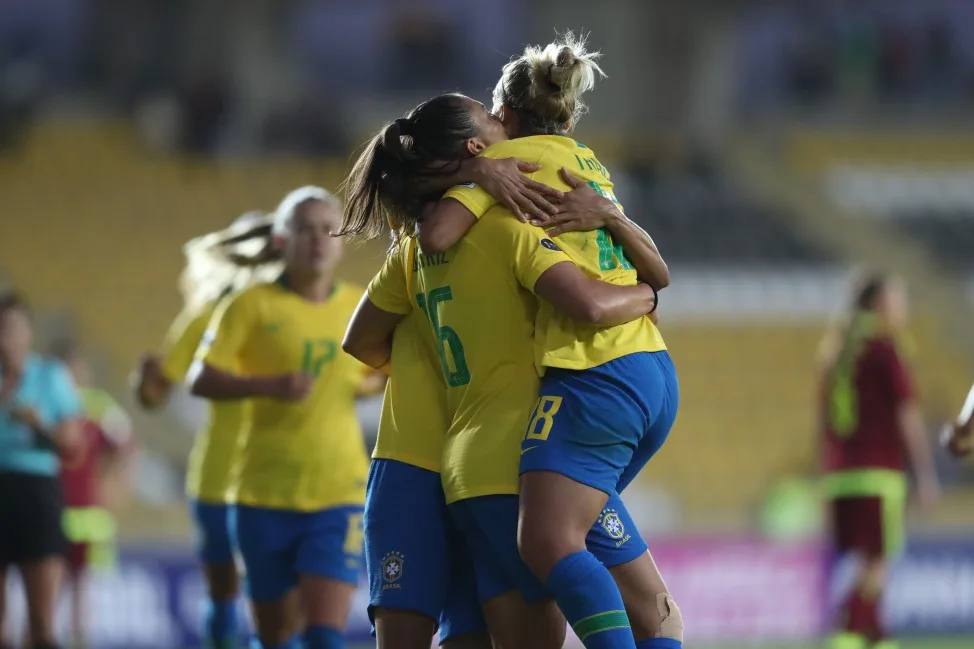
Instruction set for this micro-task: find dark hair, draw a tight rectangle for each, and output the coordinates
[852,272,889,312]
[215,219,280,267]
[493,32,604,136]
[338,93,480,241]
[0,290,29,317]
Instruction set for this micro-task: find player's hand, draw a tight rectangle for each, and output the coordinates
[534,168,620,237]
[270,373,314,401]
[945,420,974,457]
[471,157,562,223]
[9,404,42,431]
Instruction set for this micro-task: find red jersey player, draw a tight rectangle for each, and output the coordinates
[818,273,938,649]
[52,342,134,649]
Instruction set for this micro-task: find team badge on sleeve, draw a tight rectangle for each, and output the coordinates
[540,238,561,251]
[458,182,477,189]
[381,550,405,586]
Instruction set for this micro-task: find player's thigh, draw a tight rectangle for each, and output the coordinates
[441,632,493,649]
[295,505,364,627]
[372,609,438,649]
[520,357,655,496]
[481,591,565,649]
[231,505,299,605]
[517,470,609,578]
[365,459,451,632]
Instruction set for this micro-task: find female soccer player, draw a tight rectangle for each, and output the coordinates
[339,88,660,649]
[342,93,638,649]
[393,35,681,649]
[134,211,280,649]
[818,273,938,649]
[0,291,81,649]
[191,186,379,649]
[54,341,134,649]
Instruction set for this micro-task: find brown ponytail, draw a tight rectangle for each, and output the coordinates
[338,93,482,242]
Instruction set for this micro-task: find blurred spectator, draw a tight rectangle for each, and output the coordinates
[51,340,135,649]
[0,61,43,152]
[261,93,349,156]
[741,0,974,111]
[0,291,81,649]
[179,73,231,155]
[386,8,459,91]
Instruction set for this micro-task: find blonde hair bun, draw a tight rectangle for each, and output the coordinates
[495,31,605,134]
[535,34,603,101]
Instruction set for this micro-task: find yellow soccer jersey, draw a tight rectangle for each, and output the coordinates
[200,280,370,511]
[159,304,246,503]
[443,135,666,373]
[411,214,573,503]
[367,239,449,473]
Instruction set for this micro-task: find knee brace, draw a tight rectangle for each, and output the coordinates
[656,593,684,643]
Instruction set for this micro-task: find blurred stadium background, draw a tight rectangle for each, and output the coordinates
[1,0,973,647]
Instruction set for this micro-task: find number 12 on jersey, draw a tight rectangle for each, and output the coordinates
[416,286,470,387]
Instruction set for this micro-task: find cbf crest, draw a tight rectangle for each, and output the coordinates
[381,551,405,587]
[598,508,630,547]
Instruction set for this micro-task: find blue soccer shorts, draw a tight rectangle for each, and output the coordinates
[364,459,485,642]
[230,503,364,603]
[520,351,679,495]
[448,492,647,605]
[190,500,235,565]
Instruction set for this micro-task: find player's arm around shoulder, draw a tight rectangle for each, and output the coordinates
[419,142,561,254]
[495,217,657,327]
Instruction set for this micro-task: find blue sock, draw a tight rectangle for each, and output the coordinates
[304,625,344,649]
[205,598,240,649]
[636,639,682,649]
[547,550,636,649]
[250,637,302,649]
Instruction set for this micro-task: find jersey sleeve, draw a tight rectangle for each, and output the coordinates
[367,243,413,315]
[488,216,574,291]
[441,140,551,219]
[199,290,259,373]
[49,362,83,424]
[159,307,212,383]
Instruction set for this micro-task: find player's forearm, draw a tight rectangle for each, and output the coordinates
[898,405,938,480]
[582,282,657,327]
[190,363,278,400]
[35,419,79,453]
[604,210,670,290]
[535,262,656,327]
[346,339,392,371]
